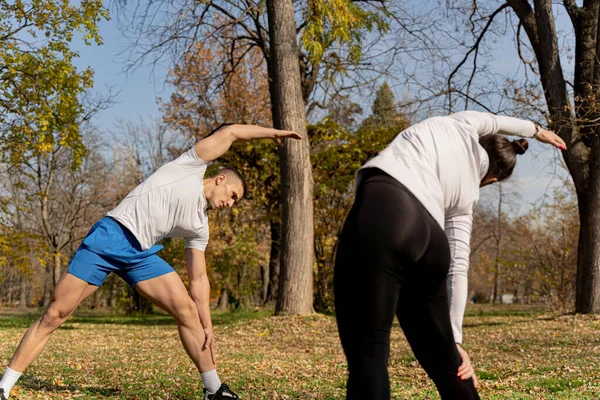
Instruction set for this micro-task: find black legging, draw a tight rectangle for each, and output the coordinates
[334,168,479,400]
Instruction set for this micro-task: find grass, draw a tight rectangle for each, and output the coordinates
[0,305,599,399]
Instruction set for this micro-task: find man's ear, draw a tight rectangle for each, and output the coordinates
[215,173,227,185]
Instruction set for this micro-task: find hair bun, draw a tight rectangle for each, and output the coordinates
[511,139,529,155]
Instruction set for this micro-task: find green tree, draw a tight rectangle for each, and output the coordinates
[361,82,400,129]
[311,90,409,312]
[0,0,109,166]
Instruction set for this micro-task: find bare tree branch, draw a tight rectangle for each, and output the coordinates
[447,3,509,110]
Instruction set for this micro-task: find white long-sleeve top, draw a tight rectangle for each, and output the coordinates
[358,111,536,343]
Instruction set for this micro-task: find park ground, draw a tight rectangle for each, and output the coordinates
[0,305,599,399]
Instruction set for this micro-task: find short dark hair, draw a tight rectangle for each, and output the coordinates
[209,166,248,199]
[479,134,529,182]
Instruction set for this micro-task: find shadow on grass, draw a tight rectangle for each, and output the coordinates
[463,304,550,318]
[0,309,273,329]
[1,306,566,330]
[463,314,560,329]
[18,375,123,397]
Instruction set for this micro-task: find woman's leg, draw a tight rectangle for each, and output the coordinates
[335,171,426,400]
[334,225,401,400]
[396,218,479,399]
[335,169,480,400]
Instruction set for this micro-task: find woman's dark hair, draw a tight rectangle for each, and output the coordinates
[479,134,529,182]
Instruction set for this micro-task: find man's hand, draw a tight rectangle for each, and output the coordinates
[203,327,215,366]
[456,344,478,388]
[229,124,301,145]
[271,129,302,146]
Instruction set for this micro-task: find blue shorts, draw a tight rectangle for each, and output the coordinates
[67,217,174,287]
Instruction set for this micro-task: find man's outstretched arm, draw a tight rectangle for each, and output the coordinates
[194,124,302,162]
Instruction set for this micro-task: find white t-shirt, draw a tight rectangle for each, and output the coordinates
[108,147,210,251]
[359,111,536,343]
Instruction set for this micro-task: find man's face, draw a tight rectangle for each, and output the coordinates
[209,175,244,209]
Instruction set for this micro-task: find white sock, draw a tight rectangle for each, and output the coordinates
[200,369,221,393]
[0,367,23,397]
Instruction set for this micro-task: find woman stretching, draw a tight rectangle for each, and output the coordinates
[334,111,566,399]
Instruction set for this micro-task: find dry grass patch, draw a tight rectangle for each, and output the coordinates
[0,305,598,399]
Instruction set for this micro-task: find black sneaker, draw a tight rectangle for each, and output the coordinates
[203,383,240,399]
[0,388,7,400]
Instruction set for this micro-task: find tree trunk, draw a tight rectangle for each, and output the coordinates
[571,4,600,313]
[19,275,27,309]
[492,184,503,303]
[267,0,314,315]
[7,280,13,306]
[106,277,116,308]
[218,288,229,311]
[576,139,600,312]
[28,280,33,308]
[53,251,61,287]
[43,264,52,306]
[261,264,269,304]
[130,289,152,314]
[509,0,600,312]
[266,218,281,304]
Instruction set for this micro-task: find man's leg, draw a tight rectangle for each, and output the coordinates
[134,272,214,373]
[1,273,98,397]
[131,255,241,399]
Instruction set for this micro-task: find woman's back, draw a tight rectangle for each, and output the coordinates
[360,112,494,227]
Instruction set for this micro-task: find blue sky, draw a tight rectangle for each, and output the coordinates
[72,2,572,212]
[72,15,172,132]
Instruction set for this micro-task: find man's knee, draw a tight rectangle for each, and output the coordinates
[39,302,72,330]
[172,298,199,326]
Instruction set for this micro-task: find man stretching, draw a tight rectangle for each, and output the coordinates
[0,124,300,400]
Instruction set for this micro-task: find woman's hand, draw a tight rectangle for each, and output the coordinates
[457,344,479,388]
[535,128,567,150]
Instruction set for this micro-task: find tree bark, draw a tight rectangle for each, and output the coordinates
[571,1,600,313]
[266,218,281,304]
[261,264,269,305]
[53,251,61,287]
[7,279,13,306]
[43,264,52,306]
[492,184,503,303]
[576,139,600,312]
[267,0,314,315]
[218,288,229,311]
[131,289,152,314]
[19,275,27,309]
